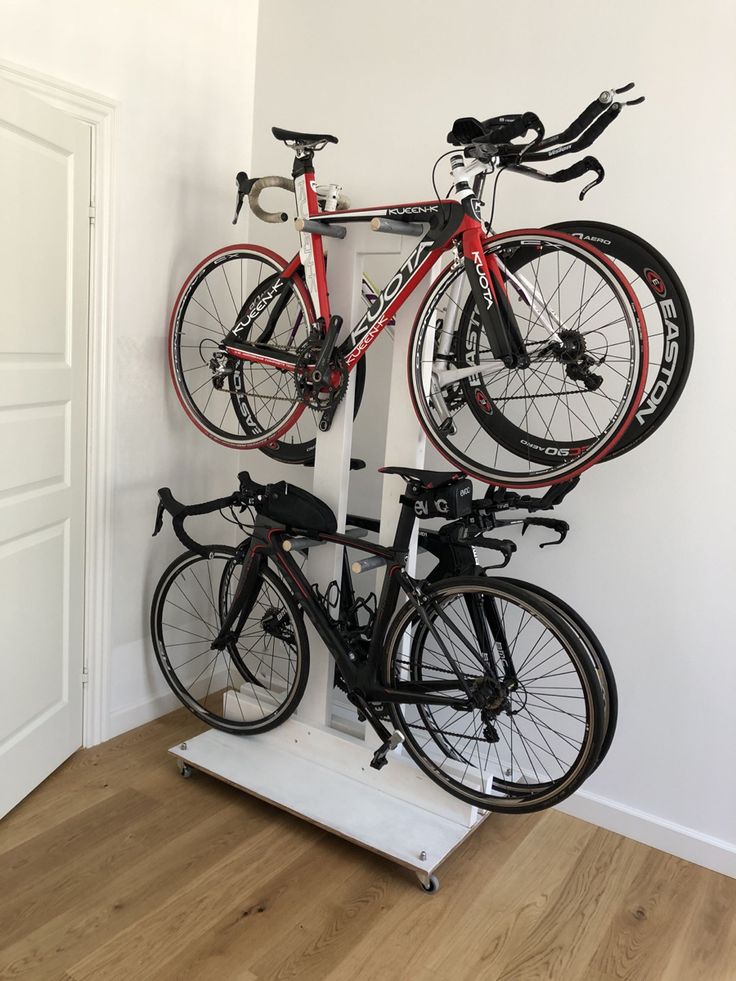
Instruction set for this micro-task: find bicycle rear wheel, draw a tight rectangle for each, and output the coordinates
[409,230,648,487]
[384,577,604,812]
[168,245,312,449]
[151,548,309,733]
[491,576,617,776]
[546,221,694,460]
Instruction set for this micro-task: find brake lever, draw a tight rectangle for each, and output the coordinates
[152,499,166,537]
[578,156,605,201]
[521,517,569,548]
[232,171,255,225]
[476,537,517,569]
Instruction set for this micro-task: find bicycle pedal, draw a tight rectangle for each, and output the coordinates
[370,730,404,770]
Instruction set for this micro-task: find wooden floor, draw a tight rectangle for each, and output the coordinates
[1,711,735,981]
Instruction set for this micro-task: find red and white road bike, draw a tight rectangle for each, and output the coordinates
[169,94,651,487]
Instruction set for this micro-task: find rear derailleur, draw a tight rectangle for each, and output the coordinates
[538,328,605,391]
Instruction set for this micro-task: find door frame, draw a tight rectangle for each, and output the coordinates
[0,59,116,747]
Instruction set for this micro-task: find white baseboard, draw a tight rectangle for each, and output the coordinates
[558,789,736,879]
[107,690,181,739]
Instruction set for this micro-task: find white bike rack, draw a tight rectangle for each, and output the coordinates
[171,224,489,890]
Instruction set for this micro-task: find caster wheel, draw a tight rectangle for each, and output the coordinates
[418,874,439,894]
[177,761,193,779]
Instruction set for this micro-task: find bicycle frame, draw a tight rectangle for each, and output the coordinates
[223,152,530,374]
[212,506,489,716]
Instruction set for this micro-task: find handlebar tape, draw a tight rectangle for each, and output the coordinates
[157,488,239,518]
[525,103,621,162]
[531,156,602,184]
[156,488,240,557]
[248,176,293,223]
[537,98,608,150]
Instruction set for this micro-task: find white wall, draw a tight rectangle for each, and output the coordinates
[251,0,736,872]
[0,0,262,736]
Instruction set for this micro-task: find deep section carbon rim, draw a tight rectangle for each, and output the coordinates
[547,221,694,460]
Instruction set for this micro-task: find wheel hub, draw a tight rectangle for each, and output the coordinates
[556,329,588,364]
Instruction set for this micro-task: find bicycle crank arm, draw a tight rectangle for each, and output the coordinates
[311,315,343,383]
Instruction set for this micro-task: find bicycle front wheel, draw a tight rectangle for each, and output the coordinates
[408,230,648,487]
[384,577,604,813]
[151,548,309,733]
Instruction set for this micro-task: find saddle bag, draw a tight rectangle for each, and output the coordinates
[262,481,337,534]
[414,479,473,520]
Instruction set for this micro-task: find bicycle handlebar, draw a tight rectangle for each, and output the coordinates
[152,472,271,556]
[234,173,351,226]
[248,175,293,223]
[507,155,605,201]
[153,487,241,556]
[450,83,644,198]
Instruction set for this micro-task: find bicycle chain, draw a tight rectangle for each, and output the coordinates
[466,337,604,401]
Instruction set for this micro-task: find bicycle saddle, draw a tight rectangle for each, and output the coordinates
[379,466,465,490]
[271,127,338,147]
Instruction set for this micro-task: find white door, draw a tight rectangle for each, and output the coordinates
[0,77,91,816]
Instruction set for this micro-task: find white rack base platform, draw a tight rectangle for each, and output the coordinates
[170,717,489,885]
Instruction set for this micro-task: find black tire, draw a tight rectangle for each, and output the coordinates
[151,548,309,734]
[491,576,617,774]
[455,224,693,467]
[409,230,647,488]
[546,221,694,459]
[384,577,605,813]
[407,574,615,788]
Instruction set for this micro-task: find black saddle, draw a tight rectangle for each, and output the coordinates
[380,466,465,490]
[272,127,338,148]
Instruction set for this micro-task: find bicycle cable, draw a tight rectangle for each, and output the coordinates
[431,149,456,223]
[220,504,256,533]
[487,168,504,230]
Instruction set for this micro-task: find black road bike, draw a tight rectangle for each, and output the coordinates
[151,468,608,813]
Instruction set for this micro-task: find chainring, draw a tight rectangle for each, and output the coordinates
[294,338,349,411]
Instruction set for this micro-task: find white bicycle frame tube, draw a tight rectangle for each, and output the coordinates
[293,171,324,319]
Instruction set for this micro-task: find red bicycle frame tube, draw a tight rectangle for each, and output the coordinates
[225,201,482,372]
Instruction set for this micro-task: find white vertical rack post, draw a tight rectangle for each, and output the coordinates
[171,223,489,889]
